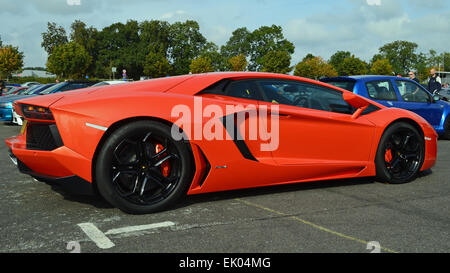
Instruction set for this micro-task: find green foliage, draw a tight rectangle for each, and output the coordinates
[228,55,248,71]
[9,76,57,84]
[329,51,351,74]
[261,50,292,74]
[338,55,368,76]
[190,56,213,74]
[221,27,252,59]
[143,47,172,78]
[0,45,24,78]
[302,53,316,62]
[200,42,227,72]
[248,25,295,71]
[168,20,208,75]
[41,22,68,55]
[46,42,92,79]
[377,40,418,74]
[370,59,393,75]
[294,57,337,80]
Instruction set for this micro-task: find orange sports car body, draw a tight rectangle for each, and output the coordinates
[5,72,438,213]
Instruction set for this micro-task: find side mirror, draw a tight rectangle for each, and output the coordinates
[342,92,371,119]
[433,94,440,102]
[342,92,370,108]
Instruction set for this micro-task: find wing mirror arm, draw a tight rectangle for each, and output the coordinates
[342,92,371,119]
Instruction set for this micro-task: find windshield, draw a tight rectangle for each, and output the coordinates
[39,82,66,95]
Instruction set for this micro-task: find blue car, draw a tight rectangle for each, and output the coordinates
[0,84,54,122]
[321,75,450,139]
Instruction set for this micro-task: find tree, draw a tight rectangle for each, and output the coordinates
[370,59,393,75]
[190,56,213,74]
[247,25,295,71]
[293,57,337,79]
[200,42,227,71]
[302,53,316,62]
[0,45,24,78]
[168,20,208,75]
[261,50,292,74]
[41,22,68,55]
[377,40,418,74]
[228,55,247,71]
[46,42,92,79]
[143,46,171,78]
[70,20,99,76]
[339,55,368,76]
[329,51,351,75]
[220,27,252,60]
[95,20,142,79]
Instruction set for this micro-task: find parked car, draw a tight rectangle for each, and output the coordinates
[21,82,41,87]
[10,84,56,125]
[37,81,98,96]
[3,86,29,96]
[1,81,94,124]
[436,88,450,101]
[92,80,127,87]
[321,75,450,139]
[6,72,437,214]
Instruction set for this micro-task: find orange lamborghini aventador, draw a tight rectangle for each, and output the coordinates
[5,72,437,214]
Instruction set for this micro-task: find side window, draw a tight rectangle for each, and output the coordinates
[257,80,354,114]
[365,80,398,101]
[395,80,431,103]
[225,80,261,101]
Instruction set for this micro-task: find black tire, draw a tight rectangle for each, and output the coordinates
[442,116,450,140]
[95,120,194,214]
[375,122,425,184]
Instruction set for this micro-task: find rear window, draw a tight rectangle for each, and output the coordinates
[322,80,355,92]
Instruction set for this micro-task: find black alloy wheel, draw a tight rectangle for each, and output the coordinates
[375,122,425,184]
[95,120,194,214]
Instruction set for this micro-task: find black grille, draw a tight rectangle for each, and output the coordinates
[26,123,63,151]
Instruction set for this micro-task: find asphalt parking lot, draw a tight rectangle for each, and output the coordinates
[0,123,449,253]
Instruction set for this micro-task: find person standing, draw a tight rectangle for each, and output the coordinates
[428,68,442,94]
[408,71,420,83]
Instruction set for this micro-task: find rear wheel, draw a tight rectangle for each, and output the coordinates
[375,122,425,184]
[95,120,194,214]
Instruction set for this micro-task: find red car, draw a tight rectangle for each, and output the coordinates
[6,72,437,214]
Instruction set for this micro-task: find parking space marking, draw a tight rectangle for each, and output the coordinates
[78,223,115,249]
[78,221,175,249]
[104,221,175,235]
[235,198,398,253]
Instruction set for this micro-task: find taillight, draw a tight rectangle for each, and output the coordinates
[21,104,54,121]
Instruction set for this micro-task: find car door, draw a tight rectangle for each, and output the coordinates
[199,79,273,162]
[393,79,444,128]
[255,79,376,168]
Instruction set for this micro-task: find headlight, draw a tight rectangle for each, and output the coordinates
[0,102,12,108]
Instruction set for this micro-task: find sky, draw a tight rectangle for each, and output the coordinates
[0,0,449,68]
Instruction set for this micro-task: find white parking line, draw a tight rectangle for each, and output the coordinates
[77,223,115,249]
[77,221,175,249]
[105,221,175,235]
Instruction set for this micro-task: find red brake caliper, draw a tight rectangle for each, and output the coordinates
[155,143,170,177]
[385,148,393,165]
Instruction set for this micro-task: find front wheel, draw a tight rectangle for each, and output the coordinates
[95,120,194,214]
[375,122,425,184]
